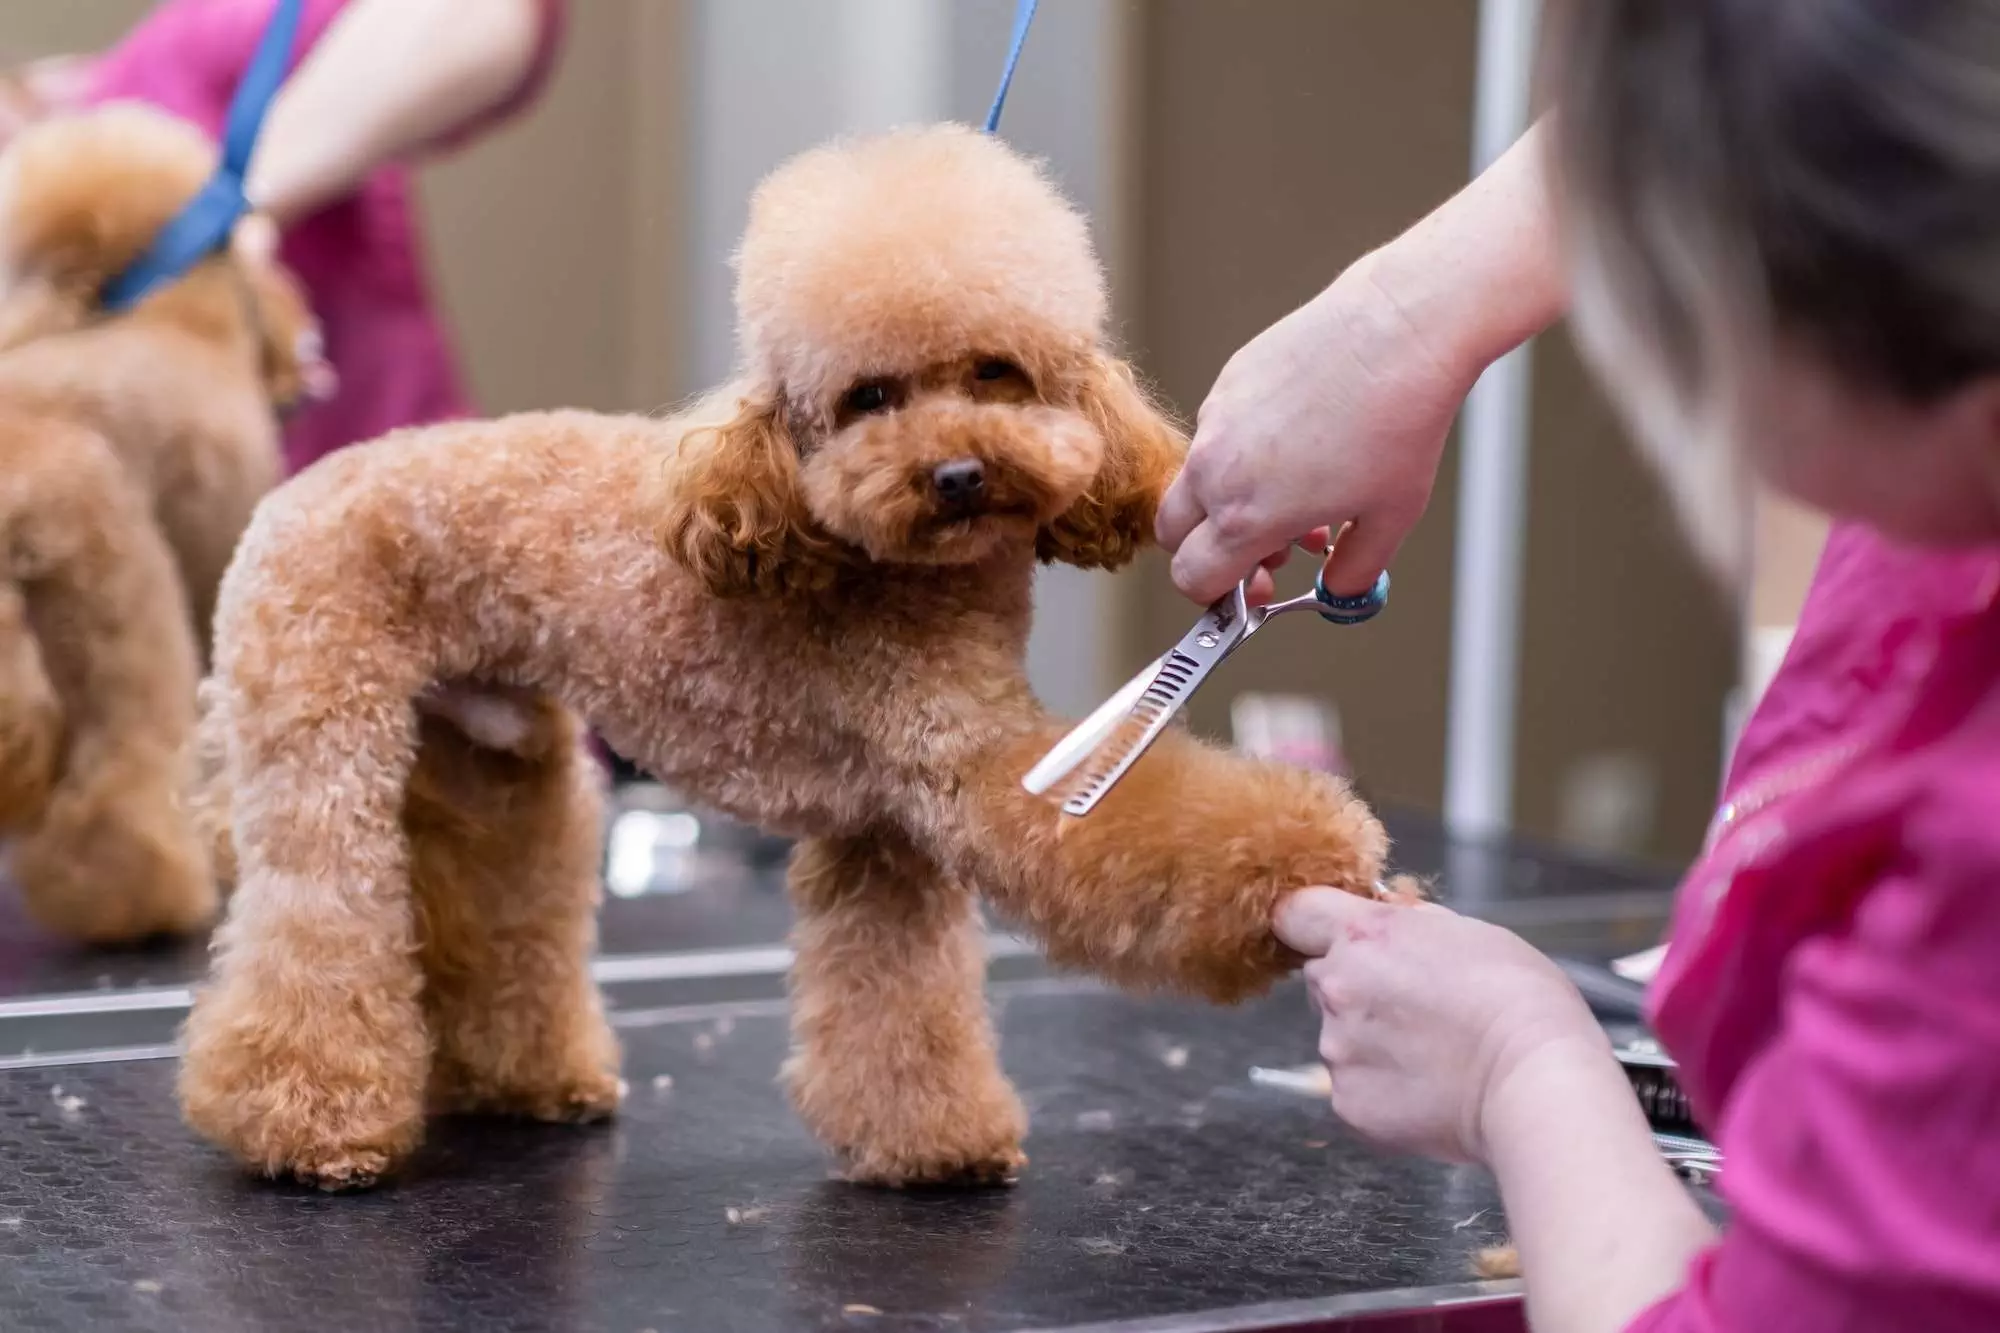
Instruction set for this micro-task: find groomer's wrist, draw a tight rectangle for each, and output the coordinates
[1475,1029,1623,1167]
[1325,244,1491,404]
[1351,129,1568,399]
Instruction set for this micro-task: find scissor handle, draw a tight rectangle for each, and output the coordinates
[1312,566,1390,625]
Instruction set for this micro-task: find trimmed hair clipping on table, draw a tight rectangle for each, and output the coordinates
[97,0,303,312]
[1023,548,1389,817]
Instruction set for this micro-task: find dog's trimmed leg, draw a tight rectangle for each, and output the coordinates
[178,637,433,1190]
[785,832,1027,1187]
[411,697,622,1125]
[929,722,1388,1004]
[0,424,212,943]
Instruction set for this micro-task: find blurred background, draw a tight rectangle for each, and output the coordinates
[4,0,1828,869]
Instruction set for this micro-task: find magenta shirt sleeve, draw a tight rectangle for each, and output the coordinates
[84,0,264,125]
[1627,811,2000,1331]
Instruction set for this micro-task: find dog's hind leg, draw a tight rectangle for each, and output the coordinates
[178,599,435,1190]
[410,690,622,1125]
[0,421,212,943]
[0,583,59,829]
[784,832,1026,1187]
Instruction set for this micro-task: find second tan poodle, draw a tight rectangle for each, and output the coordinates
[182,125,1392,1189]
[0,104,327,942]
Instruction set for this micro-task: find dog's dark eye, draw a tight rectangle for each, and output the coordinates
[842,381,895,416]
[974,359,1024,383]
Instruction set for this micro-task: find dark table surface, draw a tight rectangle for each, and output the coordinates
[0,793,1697,1332]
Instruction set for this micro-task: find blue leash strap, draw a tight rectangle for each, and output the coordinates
[99,0,305,312]
[983,0,1039,133]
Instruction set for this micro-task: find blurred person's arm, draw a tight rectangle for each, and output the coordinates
[245,0,545,226]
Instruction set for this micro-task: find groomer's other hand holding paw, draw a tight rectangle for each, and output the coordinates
[1273,889,1607,1164]
[1156,255,1463,605]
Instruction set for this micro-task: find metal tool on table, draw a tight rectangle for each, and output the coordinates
[1615,1035,1722,1184]
[1022,547,1389,816]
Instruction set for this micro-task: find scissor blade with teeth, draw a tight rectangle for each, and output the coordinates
[1044,590,1252,816]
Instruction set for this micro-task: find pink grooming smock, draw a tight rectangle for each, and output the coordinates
[83,0,566,474]
[1629,524,2000,1331]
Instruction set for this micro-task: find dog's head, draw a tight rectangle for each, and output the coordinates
[663,125,1184,596]
[0,102,333,411]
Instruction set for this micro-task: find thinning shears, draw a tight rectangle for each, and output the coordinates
[1022,549,1389,815]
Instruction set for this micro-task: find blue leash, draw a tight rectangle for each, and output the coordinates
[983,0,1039,133]
[99,0,305,312]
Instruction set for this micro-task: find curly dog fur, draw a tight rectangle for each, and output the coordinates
[182,125,1390,1189]
[0,104,326,943]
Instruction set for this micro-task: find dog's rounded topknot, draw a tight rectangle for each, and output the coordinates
[0,102,216,291]
[733,124,1107,406]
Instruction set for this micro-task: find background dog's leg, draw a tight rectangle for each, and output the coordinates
[0,424,213,943]
[932,722,1388,1004]
[0,583,59,829]
[412,700,622,1125]
[785,833,1027,1187]
[153,441,278,669]
[178,644,434,1190]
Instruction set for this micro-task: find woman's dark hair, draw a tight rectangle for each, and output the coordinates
[1540,0,2000,571]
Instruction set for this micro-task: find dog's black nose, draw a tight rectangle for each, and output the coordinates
[932,459,987,509]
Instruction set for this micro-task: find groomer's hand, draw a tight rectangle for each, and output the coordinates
[1274,889,1607,1164]
[1157,122,1568,605]
[1155,256,1464,602]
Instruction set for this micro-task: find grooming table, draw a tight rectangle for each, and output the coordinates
[0,801,1693,1332]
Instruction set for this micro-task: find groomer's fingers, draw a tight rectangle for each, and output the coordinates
[1169,521,1274,605]
[1318,502,1421,598]
[1155,472,1205,552]
[1274,887,1390,956]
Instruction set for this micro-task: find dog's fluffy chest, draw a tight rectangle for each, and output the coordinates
[606,560,1038,839]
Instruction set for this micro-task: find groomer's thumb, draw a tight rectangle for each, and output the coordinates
[1274,887,1380,956]
[1170,521,1263,605]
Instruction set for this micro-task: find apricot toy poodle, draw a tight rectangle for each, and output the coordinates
[181,124,1390,1189]
[0,104,328,944]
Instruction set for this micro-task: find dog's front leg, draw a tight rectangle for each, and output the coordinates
[784,832,1027,1187]
[931,722,1391,1004]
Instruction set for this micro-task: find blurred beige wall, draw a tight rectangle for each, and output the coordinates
[418,2,689,417]
[0,1,151,53]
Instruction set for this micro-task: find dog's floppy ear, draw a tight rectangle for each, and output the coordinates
[1038,353,1188,571]
[659,385,841,597]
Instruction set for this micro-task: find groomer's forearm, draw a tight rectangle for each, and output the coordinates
[1482,1042,1717,1333]
[244,0,540,225]
[1353,118,1567,392]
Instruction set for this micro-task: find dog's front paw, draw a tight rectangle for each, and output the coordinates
[289,1144,398,1192]
[838,1132,1028,1190]
[789,1054,1029,1190]
[513,1068,625,1125]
